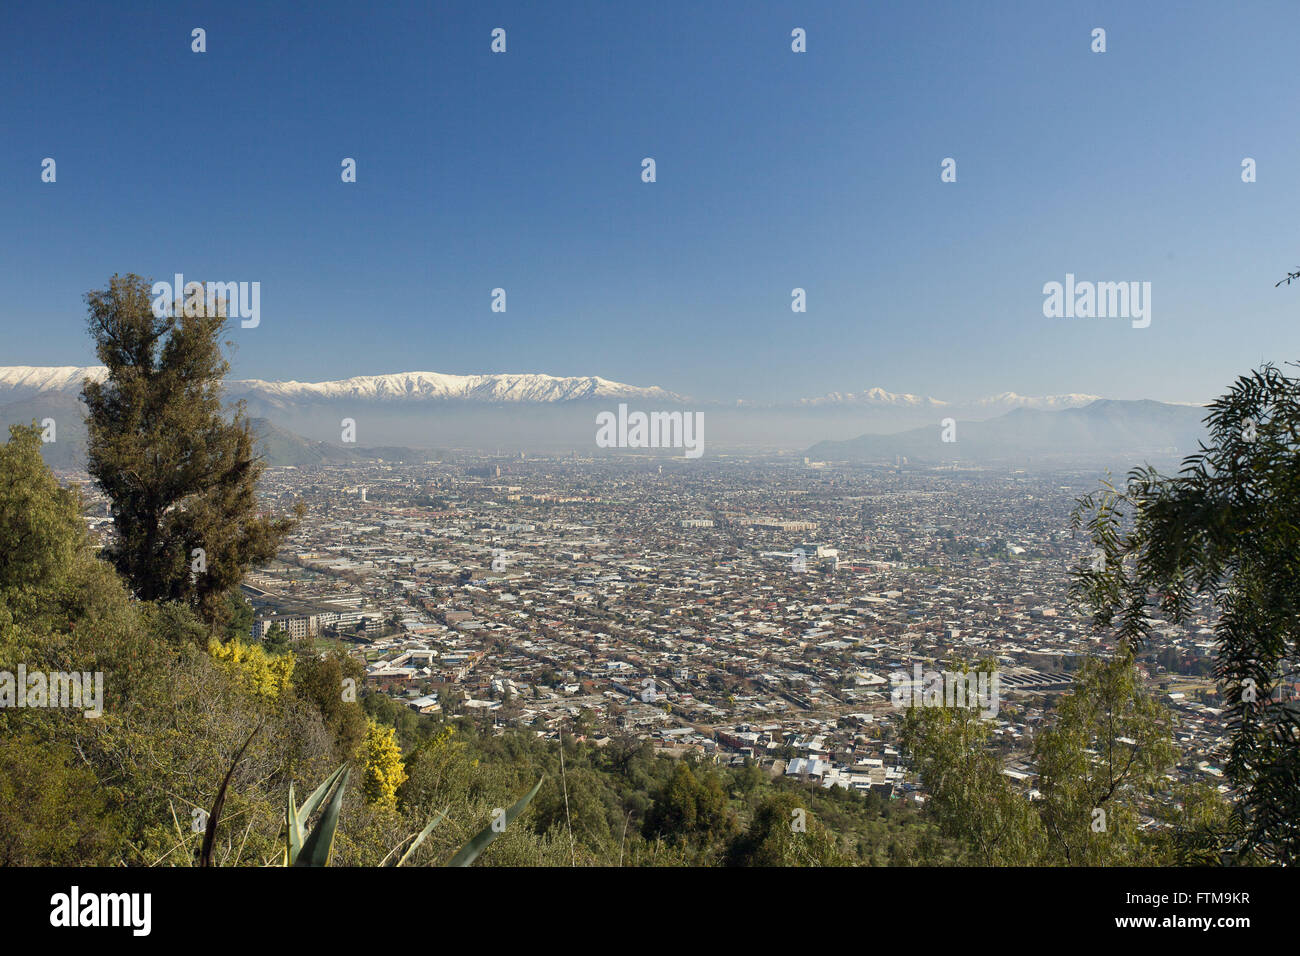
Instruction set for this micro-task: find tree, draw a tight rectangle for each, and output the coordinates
[0,424,317,866]
[1032,655,1176,864]
[725,793,849,866]
[225,593,255,643]
[262,621,292,655]
[642,761,736,852]
[82,273,299,632]
[1071,363,1300,863]
[735,758,764,795]
[293,646,367,761]
[899,663,1045,865]
[0,423,160,687]
[900,653,1189,865]
[0,737,120,865]
[0,424,85,644]
[208,636,294,699]
[362,719,407,809]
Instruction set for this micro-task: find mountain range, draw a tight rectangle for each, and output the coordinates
[0,366,1210,465]
[807,400,1209,466]
[0,366,1110,413]
[0,366,686,405]
[791,386,1104,412]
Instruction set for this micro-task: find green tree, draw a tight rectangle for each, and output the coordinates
[1148,782,1243,866]
[262,621,292,655]
[1032,655,1176,864]
[0,424,296,866]
[82,273,299,632]
[225,592,255,643]
[293,646,367,761]
[0,424,160,688]
[725,793,850,866]
[1070,363,1300,863]
[902,655,1187,865]
[899,664,1045,865]
[0,737,120,865]
[734,758,764,795]
[643,761,737,852]
[0,424,86,646]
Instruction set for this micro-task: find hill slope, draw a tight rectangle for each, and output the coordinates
[807,400,1209,465]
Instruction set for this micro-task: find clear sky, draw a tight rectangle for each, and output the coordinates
[2,0,1297,404]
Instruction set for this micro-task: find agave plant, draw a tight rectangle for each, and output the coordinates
[285,764,350,866]
[199,729,544,867]
[285,766,544,867]
[443,776,544,867]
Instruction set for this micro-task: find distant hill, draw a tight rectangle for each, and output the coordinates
[0,366,1213,453]
[0,392,429,470]
[806,399,1210,466]
[248,417,437,466]
[0,392,87,471]
[0,366,696,453]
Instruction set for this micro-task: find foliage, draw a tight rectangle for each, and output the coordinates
[900,661,1045,865]
[81,273,300,631]
[1032,655,1176,864]
[208,636,294,700]
[361,719,406,809]
[1070,362,1300,863]
[287,765,351,866]
[642,761,738,856]
[724,792,851,866]
[901,654,1208,865]
[0,736,120,865]
[292,645,367,761]
[0,425,85,639]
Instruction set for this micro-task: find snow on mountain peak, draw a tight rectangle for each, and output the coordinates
[0,365,108,394]
[0,367,687,404]
[0,367,1108,411]
[797,386,948,407]
[971,392,1101,410]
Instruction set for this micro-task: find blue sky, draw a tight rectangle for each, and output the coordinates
[2,0,1297,404]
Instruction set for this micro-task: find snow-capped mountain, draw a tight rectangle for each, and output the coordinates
[0,368,1115,412]
[0,365,108,397]
[792,386,1101,412]
[229,371,686,404]
[0,366,1206,457]
[0,366,686,405]
[969,391,1102,412]
[795,386,949,408]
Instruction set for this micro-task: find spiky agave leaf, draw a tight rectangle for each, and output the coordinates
[293,766,350,867]
[199,723,262,867]
[283,763,349,864]
[445,777,544,868]
[386,808,449,867]
[284,781,301,866]
[297,764,350,822]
